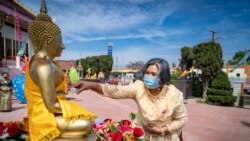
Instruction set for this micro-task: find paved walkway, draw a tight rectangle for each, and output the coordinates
[1,90,250,141]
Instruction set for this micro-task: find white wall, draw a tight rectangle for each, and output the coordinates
[0,25,29,41]
[222,68,247,78]
[0,24,33,57]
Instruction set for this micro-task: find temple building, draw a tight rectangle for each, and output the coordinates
[0,0,36,76]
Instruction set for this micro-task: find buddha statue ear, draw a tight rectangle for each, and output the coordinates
[43,37,50,52]
[40,36,50,52]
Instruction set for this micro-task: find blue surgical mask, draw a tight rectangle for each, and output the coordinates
[143,75,160,89]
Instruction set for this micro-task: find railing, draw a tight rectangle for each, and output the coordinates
[0,61,9,74]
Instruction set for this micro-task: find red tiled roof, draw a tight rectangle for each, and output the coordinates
[223,65,248,69]
[223,65,250,77]
[57,60,72,70]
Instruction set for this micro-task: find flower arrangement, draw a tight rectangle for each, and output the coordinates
[0,117,28,140]
[93,118,146,141]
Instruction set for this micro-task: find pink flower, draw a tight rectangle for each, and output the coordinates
[118,125,131,132]
[121,120,131,126]
[93,119,146,141]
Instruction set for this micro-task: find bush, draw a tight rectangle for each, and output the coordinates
[171,72,181,80]
[207,88,232,96]
[207,71,236,106]
[208,95,236,106]
[239,94,244,108]
[211,71,231,90]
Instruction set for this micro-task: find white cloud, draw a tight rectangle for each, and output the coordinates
[58,49,105,61]
[53,0,75,4]
[63,28,185,42]
[45,0,179,41]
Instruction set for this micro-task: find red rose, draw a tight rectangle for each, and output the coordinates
[122,120,131,126]
[0,122,4,136]
[108,131,123,141]
[7,123,20,137]
[133,127,144,137]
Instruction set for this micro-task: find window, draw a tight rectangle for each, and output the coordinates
[13,40,19,56]
[3,38,29,59]
[5,38,12,58]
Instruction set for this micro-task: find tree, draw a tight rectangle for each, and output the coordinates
[125,61,144,70]
[180,46,193,71]
[77,55,113,78]
[193,42,223,99]
[227,50,250,65]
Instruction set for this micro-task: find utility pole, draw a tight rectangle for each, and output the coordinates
[116,56,118,70]
[209,30,217,42]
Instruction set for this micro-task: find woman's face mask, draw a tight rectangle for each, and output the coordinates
[143,75,160,89]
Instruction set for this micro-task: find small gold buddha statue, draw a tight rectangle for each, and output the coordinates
[85,68,92,79]
[25,0,96,140]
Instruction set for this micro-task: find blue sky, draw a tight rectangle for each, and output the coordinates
[20,0,250,68]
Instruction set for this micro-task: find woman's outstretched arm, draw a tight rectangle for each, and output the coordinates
[74,80,137,99]
[74,81,103,94]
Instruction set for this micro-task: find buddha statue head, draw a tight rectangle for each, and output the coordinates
[28,0,64,58]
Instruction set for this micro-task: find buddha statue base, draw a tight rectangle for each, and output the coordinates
[55,115,95,140]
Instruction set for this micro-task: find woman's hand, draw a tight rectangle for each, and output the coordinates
[144,124,169,135]
[73,81,103,95]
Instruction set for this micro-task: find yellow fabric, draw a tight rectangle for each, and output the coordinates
[101,80,188,141]
[24,66,96,141]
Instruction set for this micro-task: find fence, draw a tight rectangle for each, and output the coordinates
[172,79,193,102]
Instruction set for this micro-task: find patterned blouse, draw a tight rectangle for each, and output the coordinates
[101,80,188,141]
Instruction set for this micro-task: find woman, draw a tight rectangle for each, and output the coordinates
[0,72,12,111]
[74,58,188,141]
[24,0,96,140]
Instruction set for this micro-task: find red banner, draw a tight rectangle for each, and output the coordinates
[15,11,22,43]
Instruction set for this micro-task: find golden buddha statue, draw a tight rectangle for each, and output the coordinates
[24,0,96,140]
[85,68,92,79]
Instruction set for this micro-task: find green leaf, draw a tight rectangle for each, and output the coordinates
[109,124,118,132]
[130,112,136,120]
[125,134,130,141]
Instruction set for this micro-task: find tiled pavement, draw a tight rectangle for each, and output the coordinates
[1,90,250,141]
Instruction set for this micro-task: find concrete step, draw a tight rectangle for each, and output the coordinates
[243,105,250,109]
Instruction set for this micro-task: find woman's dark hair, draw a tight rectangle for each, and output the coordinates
[141,58,171,85]
[2,72,8,76]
